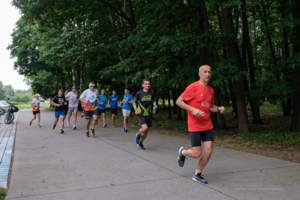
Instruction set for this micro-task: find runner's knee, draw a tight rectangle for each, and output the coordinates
[192,149,202,158]
[203,147,213,156]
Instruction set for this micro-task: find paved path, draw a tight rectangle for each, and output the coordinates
[6,109,300,200]
[0,112,17,188]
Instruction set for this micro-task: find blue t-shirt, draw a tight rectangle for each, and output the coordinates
[122,94,134,110]
[109,95,120,109]
[98,95,106,109]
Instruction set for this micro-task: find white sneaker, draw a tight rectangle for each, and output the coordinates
[72,125,76,130]
[67,120,70,127]
[37,124,41,127]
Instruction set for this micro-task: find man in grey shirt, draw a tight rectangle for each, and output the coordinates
[66,86,79,129]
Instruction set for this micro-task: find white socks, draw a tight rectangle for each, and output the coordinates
[182,150,186,156]
[195,169,202,175]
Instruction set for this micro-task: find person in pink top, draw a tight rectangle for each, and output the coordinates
[176,65,225,184]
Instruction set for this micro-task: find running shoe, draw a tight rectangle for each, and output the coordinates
[67,120,70,127]
[29,121,32,126]
[123,127,125,132]
[135,133,141,144]
[86,132,90,137]
[52,125,56,130]
[103,124,107,128]
[113,124,115,127]
[72,125,76,130]
[90,124,92,129]
[91,129,95,135]
[177,147,186,167]
[137,142,145,150]
[37,124,41,127]
[96,121,98,125]
[125,129,128,132]
[193,173,208,184]
[60,129,64,134]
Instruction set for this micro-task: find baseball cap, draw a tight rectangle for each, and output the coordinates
[64,90,69,93]
[34,94,40,97]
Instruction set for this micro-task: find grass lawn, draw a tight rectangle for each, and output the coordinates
[16,104,50,110]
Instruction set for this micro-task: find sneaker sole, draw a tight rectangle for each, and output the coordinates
[192,177,207,184]
[137,144,145,150]
[134,139,139,144]
[177,147,185,167]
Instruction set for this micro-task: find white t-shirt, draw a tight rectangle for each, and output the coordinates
[32,99,40,111]
[66,91,79,107]
[80,89,99,104]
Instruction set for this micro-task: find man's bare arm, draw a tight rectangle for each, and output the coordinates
[210,104,225,114]
[51,101,59,107]
[176,96,202,116]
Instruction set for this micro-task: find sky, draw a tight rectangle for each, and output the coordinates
[0,1,29,90]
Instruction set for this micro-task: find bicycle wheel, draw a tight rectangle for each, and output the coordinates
[4,113,14,124]
[0,109,4,115]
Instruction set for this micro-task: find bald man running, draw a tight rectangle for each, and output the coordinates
[176,65,225,184]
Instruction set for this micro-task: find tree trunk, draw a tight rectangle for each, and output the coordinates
[281,2,292,116]
[291,0,300,131]
[172,89,177,114]
[228,79,237,113]
[217,6,237,114]
[241,0,263,124]
[176,88,182,120]
[80,53,84,91]
[199,0,226,130]
[261,3,286,114]
[221,4,249,134]
[222,80,230,105]
[167,88,172,119]
[70,56,76,88]
[127,0,136,31]
[213,86,226,129]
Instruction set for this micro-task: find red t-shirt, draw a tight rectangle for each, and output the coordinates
[181,81,214,132]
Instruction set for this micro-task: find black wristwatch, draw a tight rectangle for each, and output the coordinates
[217,107,220,113]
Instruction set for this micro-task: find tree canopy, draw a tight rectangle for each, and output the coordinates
[8,0,300,132]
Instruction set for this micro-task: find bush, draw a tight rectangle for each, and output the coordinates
[0,188,7,200]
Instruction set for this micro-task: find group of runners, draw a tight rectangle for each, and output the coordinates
[29,78,157,150]
[29,65,225,185]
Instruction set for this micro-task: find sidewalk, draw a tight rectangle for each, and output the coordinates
[0,113,17,188]
[6,109,300,200]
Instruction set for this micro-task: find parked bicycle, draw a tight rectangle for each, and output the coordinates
[4,99,19,124]
[0,106,5,115]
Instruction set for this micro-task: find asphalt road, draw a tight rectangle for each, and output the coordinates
[6,109,300,200]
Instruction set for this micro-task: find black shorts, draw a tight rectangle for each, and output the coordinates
[32,111,40,115]
[98,109,106,115]
[85,109,98,119]
[137,115,152,127]
[110,108,118,116]
[189,129,214,147]
[64,109,68,115]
